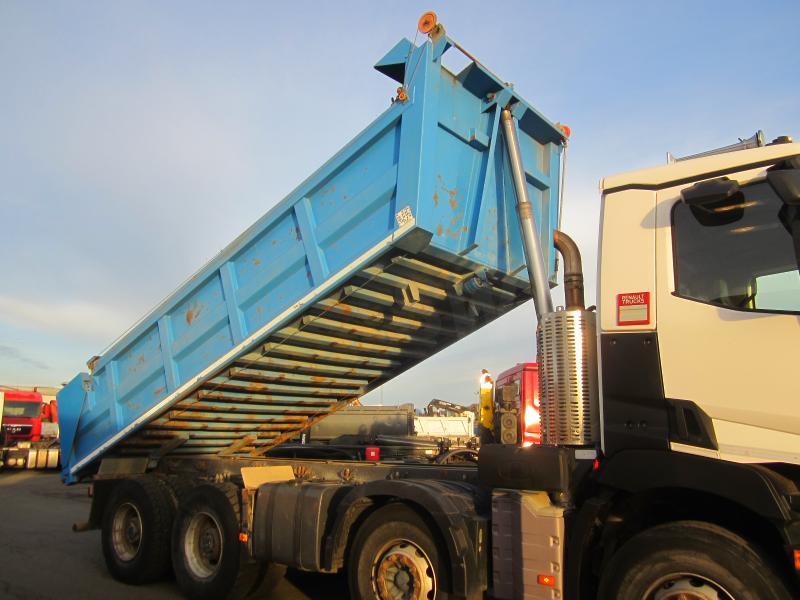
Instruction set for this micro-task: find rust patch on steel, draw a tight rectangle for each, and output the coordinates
[293,465,311,480]
[271,239,278,246]
[252,257,262,266]
[153,387,165,397]
[186,302,205,325]
[436,224,443,236]
[433,191,439,207]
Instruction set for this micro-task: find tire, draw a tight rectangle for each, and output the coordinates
[348,503,448,600]
[598,520,793,600]
[171,482,266,600]
[101,477,174,584]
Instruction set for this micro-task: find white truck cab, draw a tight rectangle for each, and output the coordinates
[598,140,800,466]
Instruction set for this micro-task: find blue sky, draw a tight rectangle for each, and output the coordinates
[1,1,798,407]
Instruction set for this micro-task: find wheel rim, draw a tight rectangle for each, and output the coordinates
[372,539,436,600]
[649,573,735,600]
[111,502,142,562]
[183,510,224,580]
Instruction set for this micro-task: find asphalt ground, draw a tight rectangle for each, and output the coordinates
[0,471,346,600]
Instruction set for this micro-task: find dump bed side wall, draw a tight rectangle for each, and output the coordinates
[59,36,564,481]
[72,118,406,463]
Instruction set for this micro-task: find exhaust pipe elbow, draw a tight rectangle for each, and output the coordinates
[554,230,585,310]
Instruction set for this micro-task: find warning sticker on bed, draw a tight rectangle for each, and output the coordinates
[617,292,650,326]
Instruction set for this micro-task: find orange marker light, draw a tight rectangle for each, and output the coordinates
[418,11,438,34]
[239,532,249,543]
[537,574,556,587]
[557,123,572,139]
[794,549,800,571]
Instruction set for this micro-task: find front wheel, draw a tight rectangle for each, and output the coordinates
[598,520,793,600]
[348,503,448,600]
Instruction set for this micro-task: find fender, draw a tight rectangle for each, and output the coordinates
[597,449,796,521]
[324,479,488,600]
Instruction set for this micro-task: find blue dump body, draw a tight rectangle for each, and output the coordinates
[58,33,566,483]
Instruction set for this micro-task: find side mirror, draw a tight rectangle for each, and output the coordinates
[681,177,740,206]
[680,177,744,226]
[768,168,800,206]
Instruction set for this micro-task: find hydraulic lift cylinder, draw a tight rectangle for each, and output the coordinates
[501,108,554,319]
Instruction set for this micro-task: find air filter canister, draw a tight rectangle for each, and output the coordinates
[537,309,599,446]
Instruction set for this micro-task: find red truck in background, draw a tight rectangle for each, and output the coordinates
[0,387,60,469]
[1,390,55,443]
[479,363,541,447]
[494,363,541,446]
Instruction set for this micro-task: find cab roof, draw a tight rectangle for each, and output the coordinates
[601,142,800,193]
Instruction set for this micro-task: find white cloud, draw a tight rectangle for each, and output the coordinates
[0,344,49,370]
[0,294,134,344]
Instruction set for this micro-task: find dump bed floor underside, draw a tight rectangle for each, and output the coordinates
[114,246,529,460]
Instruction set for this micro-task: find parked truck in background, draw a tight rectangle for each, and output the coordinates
[490,362,540,447]
[59,14,800,600]
[1,387,61,469]
[265,402,477,463]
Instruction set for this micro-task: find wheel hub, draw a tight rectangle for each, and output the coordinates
[184,511,224,579]
[200,527,221,560]
[125,519,140,545]
[374,541,435,600]
[111,502,143,562]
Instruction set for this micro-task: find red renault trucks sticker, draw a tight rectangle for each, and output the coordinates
[617,292,650,326]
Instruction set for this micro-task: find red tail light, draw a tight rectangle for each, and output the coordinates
[521,397,541,447]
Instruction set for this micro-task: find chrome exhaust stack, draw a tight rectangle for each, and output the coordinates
[538,231,599,446]
[537,308,599,447]
[536,231,600,446]
[502,109,598,447]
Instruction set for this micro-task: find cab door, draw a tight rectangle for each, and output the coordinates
[655,165,800,464]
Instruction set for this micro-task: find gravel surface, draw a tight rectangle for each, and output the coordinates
[0,471,345,599]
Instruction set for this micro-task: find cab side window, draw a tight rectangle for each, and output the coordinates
[672,181,800,313]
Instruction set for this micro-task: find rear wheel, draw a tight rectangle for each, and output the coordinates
[171,482,271,600]
[348,503,448,600]
[598,520,793,600]
[101,477,174,584]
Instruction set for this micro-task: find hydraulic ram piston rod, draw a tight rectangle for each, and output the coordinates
[501,108,554,318]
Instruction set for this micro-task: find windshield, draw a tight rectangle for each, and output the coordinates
[2,401,40,419]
